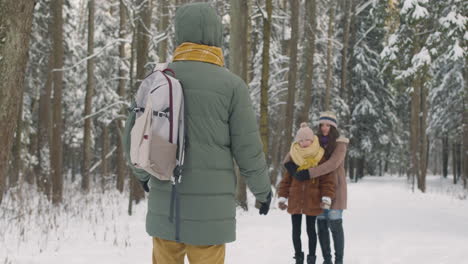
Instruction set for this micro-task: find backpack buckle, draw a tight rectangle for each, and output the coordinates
[132,107,143,113]
[173,165,183,178]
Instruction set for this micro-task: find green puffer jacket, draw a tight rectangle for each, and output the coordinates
[123,3,271,246]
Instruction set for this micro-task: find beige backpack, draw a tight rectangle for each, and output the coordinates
[129,63,185,182]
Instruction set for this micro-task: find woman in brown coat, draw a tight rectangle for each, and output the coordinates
[299,111,349,264]
[278,123,336,264]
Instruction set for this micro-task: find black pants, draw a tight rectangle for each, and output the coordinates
[291,214,317,255]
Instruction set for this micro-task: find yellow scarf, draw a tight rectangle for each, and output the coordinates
[289,135,324,172]
[173,42,225,67]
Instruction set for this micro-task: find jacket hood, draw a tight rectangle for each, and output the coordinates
[174,3,223,47]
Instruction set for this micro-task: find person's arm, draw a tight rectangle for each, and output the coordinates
[308,143,347,178]
[229,79,271,203]
[277,171,292,199]
[319,172,336,200]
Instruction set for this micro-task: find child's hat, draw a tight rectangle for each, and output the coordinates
[295,122,315,142]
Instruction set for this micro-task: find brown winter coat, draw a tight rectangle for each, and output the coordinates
[277,160,336,216]
[310,137,348,210]
[283,137,349,210]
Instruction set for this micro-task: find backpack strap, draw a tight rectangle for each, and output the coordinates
[153,62,169,72]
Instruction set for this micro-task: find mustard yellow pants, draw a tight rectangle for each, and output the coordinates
[152,237,225,264]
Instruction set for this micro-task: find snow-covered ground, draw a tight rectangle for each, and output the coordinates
[1,175,467,264]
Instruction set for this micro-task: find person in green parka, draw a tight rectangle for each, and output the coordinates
[122,3,272,263]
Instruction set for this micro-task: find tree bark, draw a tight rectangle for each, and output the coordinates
[230,0,250,210]
[116,0,127,193]
[158,0,169,62]
[50,0,65,204]
[82,0,95,192]
[418,78,428,192]
[452,141,458,184]
[340,0,352,102]
[36,51,54,195]
[0,0,35,204]
[463,56,468,189]
[130,0,153,210]
[297,0,316,125]
[442,136,449,178]
[410,75,421,190]
[324,1,336,111]
[282,0,300,148]
[260,0,273,177]
[9,97,24,187]
[101,124,109,191]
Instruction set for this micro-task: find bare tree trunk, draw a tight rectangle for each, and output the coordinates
[9,97,24,187]
[297,0,316,125]
[71,147,77,183]
[129,0,153,211]
[340,0,352,102]
[457,143,462,183]
[158,0,169,62]
[452,141,458,184]
[36,52,54,195]
[116,0,127,193]
[260,0,273,172]
[324,1,336,111]
[418,79,428,192]
[356,157,364,182]
[411,75,421,191]
[348,157,355,181]
[101,124,109,191]
[463,56,468,189]
[272,0,291,187]
[0,0,35,204]
[82,0,96,192]
[283,0,300,148]
[442,136,449,178]
[230,0,250,210]
[25,100,37,185]
[50,0,65,204]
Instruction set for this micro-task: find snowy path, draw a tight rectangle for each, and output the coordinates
[231,176,468,264]
[2,176,468,264]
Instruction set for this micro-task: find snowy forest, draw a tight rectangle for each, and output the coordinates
[0,0,467,263]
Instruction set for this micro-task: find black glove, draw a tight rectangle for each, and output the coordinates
[294,170,310,181]
[259,192,272,215]
[284,161,298,176]
[140,180,150,192]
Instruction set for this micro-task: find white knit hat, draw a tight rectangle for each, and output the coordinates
[295,122,315,142]
[319,111,338,128]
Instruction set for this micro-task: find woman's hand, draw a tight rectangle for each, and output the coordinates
[278,197,288,210]
[320,196,332,209]
[294,170,310,181]
[284,161,299,176]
